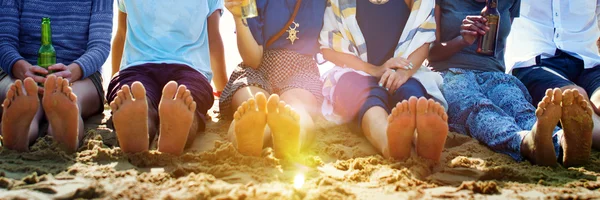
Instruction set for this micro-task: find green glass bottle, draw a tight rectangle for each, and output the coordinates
[37,17,56,82]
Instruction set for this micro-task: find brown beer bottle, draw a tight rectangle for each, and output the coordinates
[476,0,500,56]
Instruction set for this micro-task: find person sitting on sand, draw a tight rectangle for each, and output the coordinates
[220,0,326,159]
[109,0,227,155]
[429,0,593,167]
[320,0,449,161]
[506,0,600,155]
[0,0,112,152]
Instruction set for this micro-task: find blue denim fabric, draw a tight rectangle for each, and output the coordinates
[441,68,562,161]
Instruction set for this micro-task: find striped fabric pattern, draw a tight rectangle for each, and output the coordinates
[0,0,113,79]
[318,0,447,124]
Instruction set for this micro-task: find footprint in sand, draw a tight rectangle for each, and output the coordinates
[157,81,196,155]
[560,89,593,167]
[415,97,449,161]
[267,94,301,159]
[386,97,416,161]
[42,75,80,152]
[1,78,39,151]
[233,92,267,157]
[110,82,150,153]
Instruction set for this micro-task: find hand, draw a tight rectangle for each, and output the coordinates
[460,16,489,45]
[371,57,412,78]
[379,68,411,93]
[11,60,48,83]
[47,63,72,81]
[225,0,243,19]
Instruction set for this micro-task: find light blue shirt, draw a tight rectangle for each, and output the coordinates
[118,0,222,80]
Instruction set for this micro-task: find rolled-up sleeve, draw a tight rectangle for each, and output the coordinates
[0,0,24,78]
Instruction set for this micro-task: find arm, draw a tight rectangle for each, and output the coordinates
[321,48,384,77]
[225,0,263,69]
[111,11,127,77]
[207,11,227,92]
[0,0,25,78]
[67,0,112,81]
[428,5,471,62]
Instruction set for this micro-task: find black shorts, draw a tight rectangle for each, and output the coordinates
[512,50,600,106]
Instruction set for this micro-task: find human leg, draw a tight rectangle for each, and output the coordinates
[108,66,161,153]
[220,64,271,156]
[1,77,42,151]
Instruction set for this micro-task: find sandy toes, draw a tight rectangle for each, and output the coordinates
[560,89,593,167]
[157,81,196,155]
[1,78,39,151]
[415,97,449,161]
[267,94,300,159]
[233,92,267,156]
[110,82,150,153]
[386,97,416,161]
[43,75,79,152]
[523,88,562,167]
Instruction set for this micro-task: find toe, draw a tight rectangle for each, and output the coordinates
[122,85,132,100]
[6,85,15,100]
[115,97,122,107]
[189,101,197,112]
[234,111,241,121]
[267,94,280,113]
[23,78,38,96]
[247,98,257,112]
[131,82,147,100]
[110,100,118,111]
[408,97,418,114]
[162,81,178,100]
[283,105,292,115]
[552,88,562,104]
[427,99,436,113]
[562,89,574,106]
[14,79,24,96]
[416,97,428,115]
[239,101,249,115]
[185,96,194,106]
[69,92,77,102]
[176,85,187,99]
[255,92,268,112]
[44,75,57,95]
[2,98,11,108]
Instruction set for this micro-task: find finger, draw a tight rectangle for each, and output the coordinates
[51,71,72,78]
[48,63,67,71]
[460,30,479,36]
[379,69,392,87]
[385,72,396,90]
[464,23,486,35]
[30,66,49,75]
[466,16,486,22]
[27,73,46,83]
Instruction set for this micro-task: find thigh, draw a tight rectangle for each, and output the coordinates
[280,88,319,116]
[513,66,575,106]
[333,72,386,121]
[107,66,161,109]
[441,69,489,132]
[577,65,600,97]
[219,63,272,119]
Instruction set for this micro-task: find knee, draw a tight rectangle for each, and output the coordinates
[392,79,426,101]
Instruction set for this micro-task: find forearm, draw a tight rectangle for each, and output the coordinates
[111,33,125,76]
[208,14,227,92]
[322,48,378,76]
[428,36,470,62]
[234,17,263,69]
[407,43,430,72]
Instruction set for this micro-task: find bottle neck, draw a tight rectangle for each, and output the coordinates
[41,23,52,45]
[486,0,497,9]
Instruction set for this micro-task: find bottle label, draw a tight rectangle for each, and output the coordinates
[478,15,499,55]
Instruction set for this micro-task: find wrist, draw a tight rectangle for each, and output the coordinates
[11,60,29,79]
[68,63,83,81]
[457,36,471,47]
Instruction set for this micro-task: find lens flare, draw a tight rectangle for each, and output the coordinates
[293,173,305,189]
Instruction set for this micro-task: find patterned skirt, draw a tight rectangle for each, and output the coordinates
[219,49,324,119]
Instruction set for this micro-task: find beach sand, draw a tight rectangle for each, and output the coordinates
[1,102,600,199]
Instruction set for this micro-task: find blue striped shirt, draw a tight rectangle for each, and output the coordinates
[0,0,113,79]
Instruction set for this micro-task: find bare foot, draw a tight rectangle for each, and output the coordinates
[1,78,39,151]
[560,89,593,167]
[42,75,79,152]
[385,97,416,160]
[233,92,267,156]
[521,88,561,167]
[110,82,150,153]
[415,97,449,161]
[157,81,196,155]
[267,94,300,159]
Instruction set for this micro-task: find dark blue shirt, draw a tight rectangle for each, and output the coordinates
[357,0,409,66]
[429,0,520,72]
[247,0,326,56]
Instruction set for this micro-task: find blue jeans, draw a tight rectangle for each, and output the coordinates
[441,68,562,161]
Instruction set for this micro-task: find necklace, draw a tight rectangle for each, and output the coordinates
[369,0,389,4]
[286,22,300,45]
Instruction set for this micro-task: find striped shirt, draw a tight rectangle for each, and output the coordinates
[0,0,113,79]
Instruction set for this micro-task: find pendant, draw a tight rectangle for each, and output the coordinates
[369,0,389,5]
[286,21,300,45]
